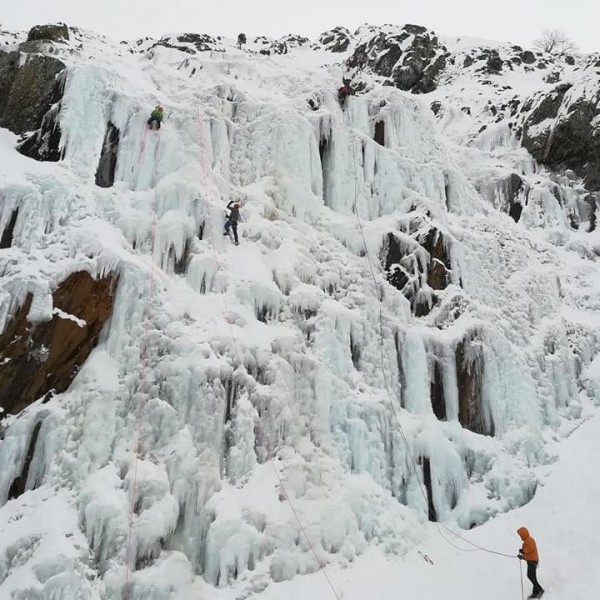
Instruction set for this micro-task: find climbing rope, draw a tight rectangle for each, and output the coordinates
[124,128,162,600]
[197,111,342,600]
[135,122,150,167]
[346,107,517,561]
[519,559,525,600]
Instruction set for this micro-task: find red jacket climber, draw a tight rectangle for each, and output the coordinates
[338,84,352,108]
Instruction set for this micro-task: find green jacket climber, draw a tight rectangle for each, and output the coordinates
[148,105,164,130]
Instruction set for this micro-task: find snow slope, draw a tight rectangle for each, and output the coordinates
[0,25,599,600]
[227,407,600,600]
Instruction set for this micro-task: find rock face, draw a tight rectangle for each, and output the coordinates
[0,271,118,416]
[153,33,223,54]
[480,48,503,74]
[0,51,66,136]
[252,35,305,56]
[17,97,65,162]
[26,23,70,43]
[346,25,447,93]
[383,220,452,316]
[95,122,120,187]
[278,35,309,50]
[0,44,67,162]
[519,69,600,191]
[456,331,493,436]
[0,51,20,124]
[317,27,352,53]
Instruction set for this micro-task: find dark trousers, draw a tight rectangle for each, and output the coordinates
[526,561,543,595]
[147,117,161,130]
[224,219,238,243]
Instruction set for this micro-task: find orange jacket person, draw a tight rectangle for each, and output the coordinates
[518,527,544,598]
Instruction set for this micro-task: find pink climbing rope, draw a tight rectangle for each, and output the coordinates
[124,131,161,600]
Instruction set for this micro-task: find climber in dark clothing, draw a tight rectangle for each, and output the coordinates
[223,200,241,245]
[338,84,352,108]
[147,105,164,130]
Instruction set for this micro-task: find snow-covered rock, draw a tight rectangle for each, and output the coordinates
[516,58,600,192]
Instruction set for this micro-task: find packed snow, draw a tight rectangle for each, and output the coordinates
[0,23,599,600]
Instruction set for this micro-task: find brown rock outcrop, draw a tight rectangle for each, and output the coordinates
[456,331,493,436]
[383,223,452,316]
[0,271,118,416]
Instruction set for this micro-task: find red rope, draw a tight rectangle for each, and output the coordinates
[124,131,161,599]
[136,124,149,167]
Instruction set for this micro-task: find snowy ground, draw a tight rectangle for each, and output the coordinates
[1,24,599,600]
[224,404,600,600]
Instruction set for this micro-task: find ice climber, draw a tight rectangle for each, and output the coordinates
[517,527,545,598]
[224,200,241,245]
[338,82,352,108]
[147,105,164,130]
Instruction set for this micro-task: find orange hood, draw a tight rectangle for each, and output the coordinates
[517,527,530,540]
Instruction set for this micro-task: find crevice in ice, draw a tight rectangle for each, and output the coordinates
[394,331,405,408]
[319,124,331,207]
[0,207,19,249]
[7,419,43,500]
[361,140,367,179]
[586,194,597,232]
[187,253,224,295]
[374,120,385,146]
[509,202,523,222]
[350,332,361,369]
[95,121,120,188]
[224,377,238,425]
[430,357,447,420]
[254,298,279,324]
[168,238,191,275]
[444,174,451,211]
[421,457,437,522]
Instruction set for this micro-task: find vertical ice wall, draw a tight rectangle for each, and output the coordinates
[0,34,598,599]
